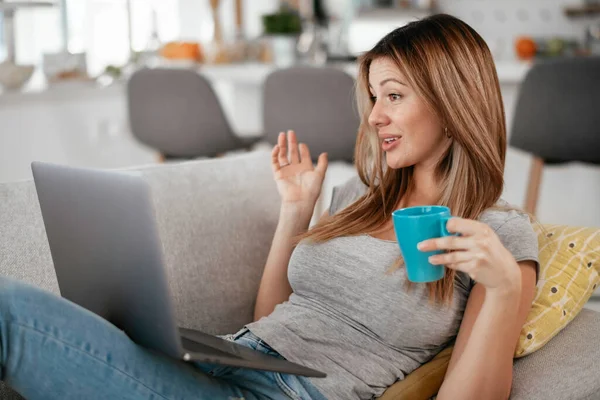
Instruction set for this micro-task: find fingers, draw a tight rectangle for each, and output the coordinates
[445,217,489,236]
[444,260,478,281]
[271,144,281,174]
[427,249,478,278]
[418,235,476,252]
[429,250,473,266]
[315,152,328,177]
[277,130,302,166]
[430,252,478,279]
[288,131,300,164]
[299,143,311,165]
[273,130,328,176]
[277,132,288,166]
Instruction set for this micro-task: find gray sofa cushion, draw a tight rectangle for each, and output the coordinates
[140,151,280,334]
[0,180,60,294]
[511,308,600,399]
[0,150,280,336]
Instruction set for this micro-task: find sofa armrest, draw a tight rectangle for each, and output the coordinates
[377,309,600,400]
[377,346,453,400]
[511,308,600,400]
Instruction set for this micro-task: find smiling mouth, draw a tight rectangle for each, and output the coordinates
[383,137,399,143]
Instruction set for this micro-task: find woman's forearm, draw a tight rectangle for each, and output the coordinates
[438,281,522,400]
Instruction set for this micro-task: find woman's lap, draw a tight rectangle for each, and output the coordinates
[0,277,324,400]
[206,328,327,400]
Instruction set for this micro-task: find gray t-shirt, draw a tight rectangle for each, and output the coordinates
[247,176,539,400]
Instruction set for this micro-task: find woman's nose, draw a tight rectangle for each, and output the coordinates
[368,101,389,129]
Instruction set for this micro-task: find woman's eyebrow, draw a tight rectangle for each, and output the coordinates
[369,78,408,89]
[380,78,407,87]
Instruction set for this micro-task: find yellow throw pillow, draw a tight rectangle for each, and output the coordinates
[377,346,453,400]
[515,224,600,357]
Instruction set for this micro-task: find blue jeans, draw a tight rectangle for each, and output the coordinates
[0,277,327,400]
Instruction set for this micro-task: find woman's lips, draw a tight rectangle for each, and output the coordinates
[382,137,401,151]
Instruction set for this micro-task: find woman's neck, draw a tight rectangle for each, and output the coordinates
[398,165,440,208]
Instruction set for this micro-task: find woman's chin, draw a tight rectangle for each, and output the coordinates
[385,157,410,170]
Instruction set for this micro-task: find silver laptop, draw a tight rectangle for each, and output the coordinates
[31,161,325,378]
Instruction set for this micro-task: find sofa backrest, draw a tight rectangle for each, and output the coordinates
[0,149,280,335]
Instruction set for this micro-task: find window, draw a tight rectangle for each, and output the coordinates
[11,4,63,66]
[65,0,179,75]
[5,0,178,76]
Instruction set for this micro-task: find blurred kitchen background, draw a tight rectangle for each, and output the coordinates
[1,0,600,231]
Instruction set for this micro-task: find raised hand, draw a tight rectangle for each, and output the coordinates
[271,130,328,209]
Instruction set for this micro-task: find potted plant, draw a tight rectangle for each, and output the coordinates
[262,6,302,66]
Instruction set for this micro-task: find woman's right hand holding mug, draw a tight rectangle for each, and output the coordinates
[271,130,328,215]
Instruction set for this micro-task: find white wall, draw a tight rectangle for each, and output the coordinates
[176,0,593,51]
[437,0,592,61]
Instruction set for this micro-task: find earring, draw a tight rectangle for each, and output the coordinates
[445,127,451,138]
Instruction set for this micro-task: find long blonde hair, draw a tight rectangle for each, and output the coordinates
[297,14,507,304]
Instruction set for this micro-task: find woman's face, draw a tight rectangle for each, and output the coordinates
[368,58,449,171]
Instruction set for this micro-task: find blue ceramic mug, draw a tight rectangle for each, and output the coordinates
[392,205,454,283]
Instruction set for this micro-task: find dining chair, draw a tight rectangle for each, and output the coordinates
[127,68,261,161]
[509,56,600,215]
[263,65,360,163]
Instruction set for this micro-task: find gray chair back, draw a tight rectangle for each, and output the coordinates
[263,66,359,163]
[510,57,600,164]
[127,68,253,158]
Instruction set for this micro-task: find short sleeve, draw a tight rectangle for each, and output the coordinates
[478,212,540,286]
[495,215,540,268]
[329,176,367,215]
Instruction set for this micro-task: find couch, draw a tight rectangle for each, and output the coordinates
[1,149,599,399]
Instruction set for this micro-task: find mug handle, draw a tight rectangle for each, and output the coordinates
[440,216,459,237]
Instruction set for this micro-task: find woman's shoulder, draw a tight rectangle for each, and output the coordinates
[478,199,532,231]
[478,199,539,265]
[329,175,367,215]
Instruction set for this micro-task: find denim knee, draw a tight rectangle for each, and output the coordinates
[0,276,18,319]
[0,276,19,378]
[0,276,45,327]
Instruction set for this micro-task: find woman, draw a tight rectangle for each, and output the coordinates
[0,14,538,400]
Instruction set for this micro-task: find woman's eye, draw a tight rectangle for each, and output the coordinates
[389,93,402,101]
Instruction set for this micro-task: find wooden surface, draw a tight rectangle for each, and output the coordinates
[524,156,545,215]
[235,0,243,31]
[564,4,600,17]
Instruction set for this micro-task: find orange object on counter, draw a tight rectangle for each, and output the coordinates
[515,36,537,60]
[160,42,204,62]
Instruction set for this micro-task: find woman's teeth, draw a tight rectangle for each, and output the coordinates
[384,138,398,143]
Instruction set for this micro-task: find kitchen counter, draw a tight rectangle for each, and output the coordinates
[0,71,123,107]
[198,60,532,85]
[0,60,531,107]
